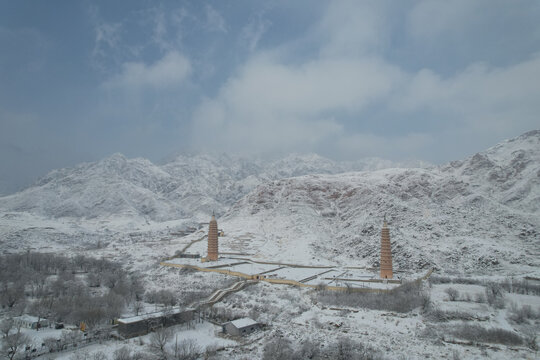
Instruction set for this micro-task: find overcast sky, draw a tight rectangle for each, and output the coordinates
[1,1,539,194]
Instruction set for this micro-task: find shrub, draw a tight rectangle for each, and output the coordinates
[263,337,384,360]
[429,276,482,285]
[445,288,459,301]
[425,308,476,322]
[113,347,132,360]
[507,303,538,324]
[145,289,177,307]
[501,278,540,296]
[524,332,538,351]
[474,292,486,303]
[451,324,522,345]
[327,338,384,360]
[429,275,452,284]
[485,283,505,309]
[316,281,426,313]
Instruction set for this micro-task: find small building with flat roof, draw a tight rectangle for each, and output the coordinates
[117,308,194,338]
[222,318,260,336]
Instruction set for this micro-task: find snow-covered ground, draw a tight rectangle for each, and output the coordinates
[163,253,427,291]
[1,131,539,358]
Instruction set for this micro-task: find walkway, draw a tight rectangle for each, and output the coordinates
[190,280,255,308]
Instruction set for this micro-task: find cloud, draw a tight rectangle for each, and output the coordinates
[336,132,435,160]
[407,0,480,41]
[189,1,540,162]
[317,1,389,58]
[240,16,271,52]
[394,54,540,135]
[190,53,405,155]
[149,8,170,51]
[104,51,191,89]
[92,22,122,59]
[88,5,124,71]
[204,5,227,33]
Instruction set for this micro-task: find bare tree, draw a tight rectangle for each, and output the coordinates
[150,327,172,354]
[44,337,63,352]
[174,338,200,360]
[334,338,355,360]
[104,291,125,320]
[1,325,30,360]
[30,299,50,331]
[0,318,13,339]
[91,351,107,360]
[134,300,144,316]
[485,283,505,309]
[129,275,145,302]
[87,272,101,287]
[113,346,132,360]
[262,337,293,360]
[0,282,24,309]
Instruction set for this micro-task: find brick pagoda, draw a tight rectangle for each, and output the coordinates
[380,216,393,279]
[207,213,219,261]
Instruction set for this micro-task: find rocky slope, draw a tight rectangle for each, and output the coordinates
[221,130,540,274]
[0,130,538,274]
[0,152,425,221]
[442,130,540,213]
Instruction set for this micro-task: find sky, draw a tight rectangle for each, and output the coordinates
[1,0,540,194]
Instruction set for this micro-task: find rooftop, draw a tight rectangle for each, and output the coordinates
[118,307,194,324]
[230,318,259,329]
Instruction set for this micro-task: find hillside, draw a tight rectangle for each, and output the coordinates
[0,152,424,222]
[219,130,540,274]
[0,131,538,275]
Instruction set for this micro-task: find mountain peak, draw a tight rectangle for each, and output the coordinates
[2,130,539,220]
[517,129,540,140]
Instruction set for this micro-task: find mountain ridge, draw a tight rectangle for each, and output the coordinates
[216,130,539,272]
[0,151,432,221]
[0,130,538,274]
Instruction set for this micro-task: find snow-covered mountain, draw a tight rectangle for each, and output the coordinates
[0,154,180,221]
[441,130,540,213]
[0,130,538,274]
[220,130,540,273]
[0,152,426,221]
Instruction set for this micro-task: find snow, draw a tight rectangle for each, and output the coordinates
[167,322,236,350]
[18,327,64,344]
[118,307,194,324]
[0,131,539,359]
[0,152,428,223]
[230,318,259,328]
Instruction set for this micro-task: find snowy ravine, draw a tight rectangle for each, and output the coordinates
[0,130,539,275]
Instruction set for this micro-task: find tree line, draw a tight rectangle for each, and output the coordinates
[0,252,144,328]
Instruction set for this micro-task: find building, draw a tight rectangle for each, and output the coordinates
[207,213,219,261]
[14,315,50,330]
[117,308,194,338]
[380,217,393,279]
[222,318,260,336]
